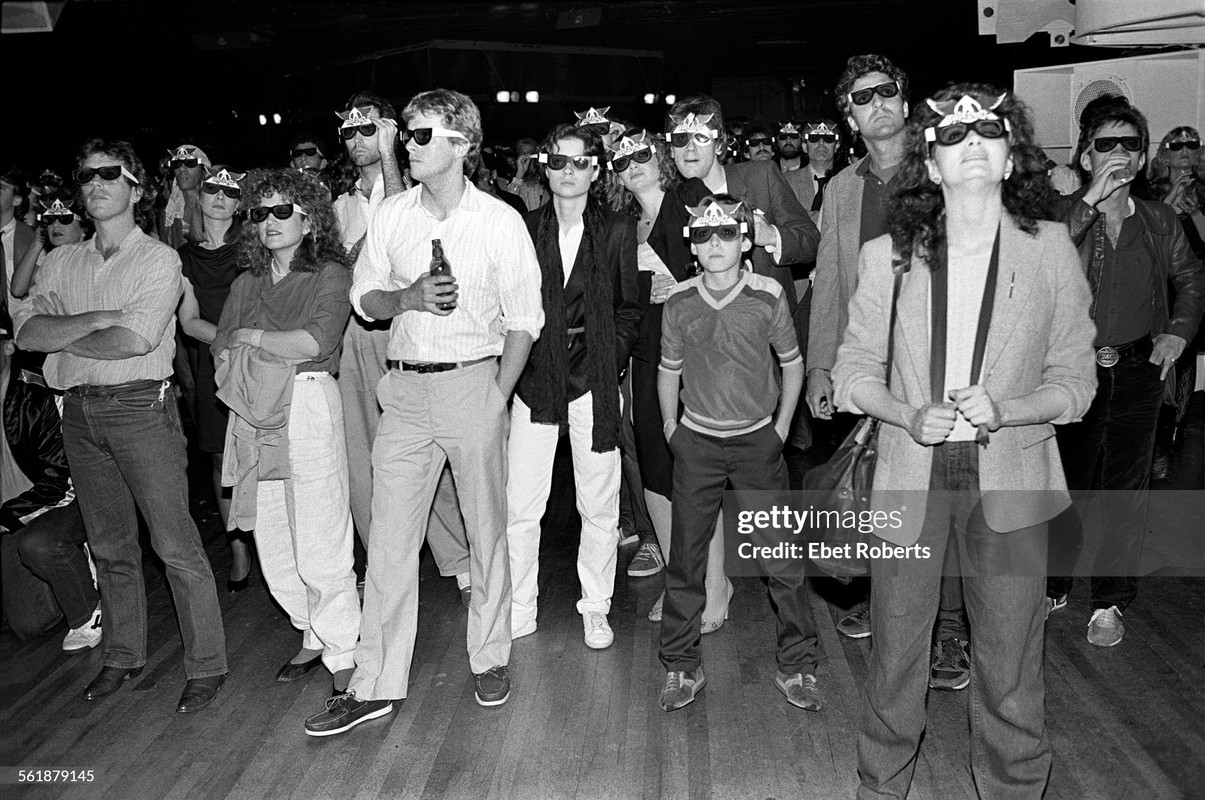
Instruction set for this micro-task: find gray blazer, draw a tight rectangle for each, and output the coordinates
[807,157,869,373]
[832,215,1098,546]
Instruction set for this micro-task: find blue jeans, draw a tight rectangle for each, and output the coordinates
[858,442,1050,800]
[16,501,99,629]
[62,380,227,679]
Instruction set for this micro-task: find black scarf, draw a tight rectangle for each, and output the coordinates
[527,197,621,452]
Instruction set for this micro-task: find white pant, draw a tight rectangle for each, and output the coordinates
[506,392,620,629]
[255,373,361,673]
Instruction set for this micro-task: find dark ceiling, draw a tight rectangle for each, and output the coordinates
[4,0,1142,171]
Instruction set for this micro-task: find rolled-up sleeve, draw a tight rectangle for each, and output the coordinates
[491,209,544,340]
[832,238,892,415]
[304,264,353,361]
[350,197,399,323]
[119,247,183,346]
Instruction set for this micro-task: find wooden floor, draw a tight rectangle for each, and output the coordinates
[3,399,1202,800]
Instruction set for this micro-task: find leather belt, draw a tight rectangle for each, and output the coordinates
[1095,335,1152,368]
[399,356,495,374]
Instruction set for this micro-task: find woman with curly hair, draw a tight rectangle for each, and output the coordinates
[832,83,1097,798]
[1148,126,1204,249]
[609,127,734,629]
[211,168,360,692]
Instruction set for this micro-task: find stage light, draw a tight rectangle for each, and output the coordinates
[497,90,511,103]
[643,93,656,105]
[664,94,676,105]
[510,91,521,103]
[525,90,539,103]
[272,113,282,125]
[258,114,267,126]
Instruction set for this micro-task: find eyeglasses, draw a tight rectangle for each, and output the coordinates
[74,165,138,185]
[1167,140,1201,152]
[609,148,654,172]
[402,127,470,146]
[202,183,241,199]
[170,158,199,170]
[41,213,78,226]
[929,119,1009,146]
[291,146,321,158]
[746,137,773,147]
[776,132,801,141]
[848,81,900,106]
[805,133,837,144]
[667,131,718,148]
[1093,136,1143,153]
[339,123,378,140]
[687,224,742,244]
[249,203,307,223]
[539,153,597,171]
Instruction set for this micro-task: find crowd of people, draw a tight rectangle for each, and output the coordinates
[2,51,1202,800]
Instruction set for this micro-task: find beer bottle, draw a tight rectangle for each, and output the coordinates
[430,238,455,310]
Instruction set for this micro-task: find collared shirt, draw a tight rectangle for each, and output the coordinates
[12,226,183,390]
[333,173,386,252]
[856,157,901,247]
[351,179,544,362]
[1090,203,1154,347]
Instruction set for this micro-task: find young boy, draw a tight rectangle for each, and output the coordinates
[656,194,819,712]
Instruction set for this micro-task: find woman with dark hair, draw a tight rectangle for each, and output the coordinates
[833,83,1097,798]
[212,168,360,692]
[610,128,733,630]
[8,190,94,299]
[506,123,641,648]
[177,166,250,591]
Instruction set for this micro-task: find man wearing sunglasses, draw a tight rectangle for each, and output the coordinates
[288,133,327,174]
[13,139,229,713]
[664,96,818,363]
[743,121,775,163]
[787,120,843,224]
[304,89,542,737]
[774,122,805,173]
[1047,95,1205,648]
[1,168,35,336]
[806,54,913,643]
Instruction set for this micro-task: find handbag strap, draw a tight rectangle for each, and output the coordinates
[885,255,906,384]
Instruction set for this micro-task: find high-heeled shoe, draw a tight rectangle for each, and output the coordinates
[227,565,251,593]
[701,581,735,635]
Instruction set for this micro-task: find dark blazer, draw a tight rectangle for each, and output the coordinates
[724,159,820,345]
[517,204,642,404]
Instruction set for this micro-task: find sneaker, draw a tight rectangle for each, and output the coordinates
[836,607,872,639]
[62,606,103,653]
[774,671,822,711]
[304,692,394,737]
[929,637,971,691]
[618,529,640,547]
[583,611,614,649]
[1087,606,1124,647]
[474,666,511,706]
[1045,594,1068,619]
[627,542,665,577]
[659,667,706,712]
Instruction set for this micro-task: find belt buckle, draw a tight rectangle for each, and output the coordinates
[1095,346,1119,368]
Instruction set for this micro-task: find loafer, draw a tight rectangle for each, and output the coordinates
[83,666,143,701]
[275,655,323,683]
[177,674,227,713]
[474,666,511,707]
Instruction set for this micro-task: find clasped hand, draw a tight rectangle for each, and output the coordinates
[906,385,1001,445]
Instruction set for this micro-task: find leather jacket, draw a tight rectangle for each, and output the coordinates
[1,348,72,532]
[1056,188,1205,347]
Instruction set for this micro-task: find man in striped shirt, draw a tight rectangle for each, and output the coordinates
[305,89,544,737]
[13,139,228,714]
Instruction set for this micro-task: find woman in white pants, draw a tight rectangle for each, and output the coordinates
[213,168,360,692]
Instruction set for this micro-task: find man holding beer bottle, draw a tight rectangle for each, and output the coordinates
[304,89,543,737]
